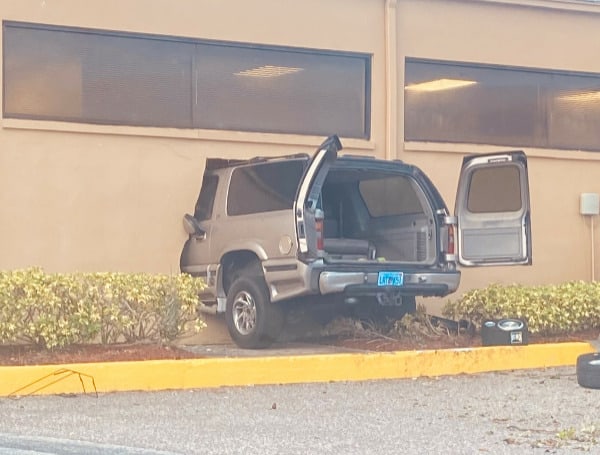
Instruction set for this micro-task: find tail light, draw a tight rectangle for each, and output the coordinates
[447,224,455,255]
[440,214,458,262]
[315,209,324,251]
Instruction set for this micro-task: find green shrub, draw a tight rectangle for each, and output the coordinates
[0,268,206,349]
[443,281,600,335]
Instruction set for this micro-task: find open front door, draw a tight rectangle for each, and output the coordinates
[295,135,341,255]
[455,151,532,266]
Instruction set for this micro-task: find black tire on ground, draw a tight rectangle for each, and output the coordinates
[225,275,284,349]
[576,352,600,389]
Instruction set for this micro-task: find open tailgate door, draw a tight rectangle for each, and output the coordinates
[295,135,340,255]
[455,151,532,266]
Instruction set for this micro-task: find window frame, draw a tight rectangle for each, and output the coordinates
[3,20,372,139]
[405,57,600,152]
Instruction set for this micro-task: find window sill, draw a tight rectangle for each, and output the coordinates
[404,141,600,162]
[1,118,375,151]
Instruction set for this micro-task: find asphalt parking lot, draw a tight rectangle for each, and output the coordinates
[1,311,598,453]
[1,323,598,454]
[1,366,599,454]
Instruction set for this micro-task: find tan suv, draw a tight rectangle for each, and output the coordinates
[180,136,532,348]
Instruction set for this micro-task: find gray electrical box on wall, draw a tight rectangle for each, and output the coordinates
[580,193,600,215]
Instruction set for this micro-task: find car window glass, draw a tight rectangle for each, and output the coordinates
[359,176,424,217]
[467,165,522,213]
[228,160,305,215]
[194,175,218,221]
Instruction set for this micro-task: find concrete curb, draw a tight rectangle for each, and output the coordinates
[0,342,596,397]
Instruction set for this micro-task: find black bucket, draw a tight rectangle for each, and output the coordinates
[481,318,529,346]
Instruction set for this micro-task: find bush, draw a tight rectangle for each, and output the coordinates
[0,268,206,349]
[442,281,600,335]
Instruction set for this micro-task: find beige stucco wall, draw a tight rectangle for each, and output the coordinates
[0,0,385,273]
[1,0,600,313]
[392,0,600,312]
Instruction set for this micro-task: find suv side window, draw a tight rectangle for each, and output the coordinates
[227,160,306,216]
[194,175,219,221]
[359,175,425,217]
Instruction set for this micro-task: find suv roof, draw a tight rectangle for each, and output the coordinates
[205,153,310,171]
[205,152,408,172]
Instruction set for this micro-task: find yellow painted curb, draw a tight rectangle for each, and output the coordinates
[0,342,595,397]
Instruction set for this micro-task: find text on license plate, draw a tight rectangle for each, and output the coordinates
[377,271,404,286]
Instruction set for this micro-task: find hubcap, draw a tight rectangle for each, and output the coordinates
[232,290,257,335]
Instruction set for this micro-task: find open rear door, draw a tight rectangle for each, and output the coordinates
[455,151,532,266]
[295,135,340,255]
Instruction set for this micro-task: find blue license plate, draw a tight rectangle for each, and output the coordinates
[377,271,404,286]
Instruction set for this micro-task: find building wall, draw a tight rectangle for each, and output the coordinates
[1,0,600,310]
[0,0,385,273]
[395,0,600,311]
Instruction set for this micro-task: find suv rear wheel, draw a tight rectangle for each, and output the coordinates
[225,276,284,349]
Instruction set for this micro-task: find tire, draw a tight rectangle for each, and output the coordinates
[225,276,284,349]
[576,352,600,389]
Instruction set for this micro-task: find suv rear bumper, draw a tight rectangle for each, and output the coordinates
[317,269,460,298]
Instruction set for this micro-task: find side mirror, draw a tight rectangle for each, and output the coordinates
[182,214,205,237]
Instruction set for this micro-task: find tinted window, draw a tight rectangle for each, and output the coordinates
[4,22,370,139]
[194,175,219,221]
[359,176,424,217]
[3,25,193,127]
[405,59,600,152]
[467,165,522,213]
[195,44,370,138]
[227,161,306,215]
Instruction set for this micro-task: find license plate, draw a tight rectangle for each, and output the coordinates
[377,271,404,286]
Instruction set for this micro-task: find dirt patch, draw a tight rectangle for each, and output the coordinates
[1,310,598,365]
[0,343,202,366]
[328,330,600,352]
[319,315,600,353]
[0,328,597,366]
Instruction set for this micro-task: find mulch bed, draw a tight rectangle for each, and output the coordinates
[0,343,201,366]
[330,330,599,352]
[0,329,597,366]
